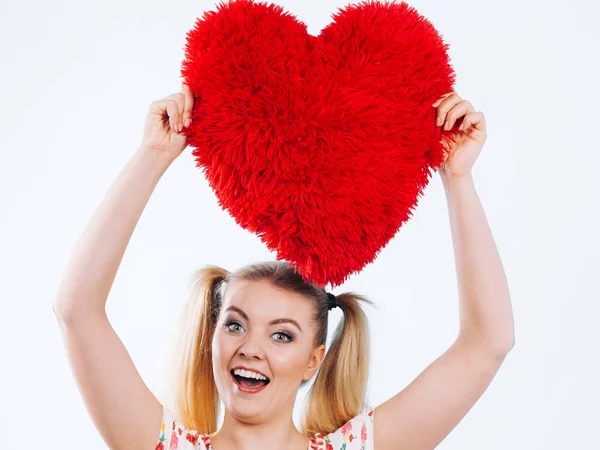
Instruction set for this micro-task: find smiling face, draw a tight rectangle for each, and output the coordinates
[211,279,325,423]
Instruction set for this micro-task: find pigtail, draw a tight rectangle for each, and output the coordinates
[300,292,373,436]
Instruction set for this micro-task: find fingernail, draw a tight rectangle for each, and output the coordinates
[437,117,442,127]
[444,120,449,130]
[185,118,191,127]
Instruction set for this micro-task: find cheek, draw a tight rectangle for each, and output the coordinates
[269,345,312,377]
[211,332,234,378]
[213,330,233,355]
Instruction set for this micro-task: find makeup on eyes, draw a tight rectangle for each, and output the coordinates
[223,318,295,343]
[224,305,303,332]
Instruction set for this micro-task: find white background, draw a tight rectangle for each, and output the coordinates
[1,0,599,448]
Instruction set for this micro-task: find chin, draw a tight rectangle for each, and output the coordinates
[228,400,268,422]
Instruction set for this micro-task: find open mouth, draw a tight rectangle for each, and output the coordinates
[230,370,271,391]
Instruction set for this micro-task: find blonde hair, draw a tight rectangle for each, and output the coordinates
[159,260,373,437]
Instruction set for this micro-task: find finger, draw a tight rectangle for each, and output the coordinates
[181,83,195,128]
[446,100,475,130]
[434,92,462,128]
[459,114,470,132]
[165,92,186,132]
[150,98,182,133]
[431,91,454,108]
[460,111,486,133]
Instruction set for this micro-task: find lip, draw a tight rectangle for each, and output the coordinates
[231,371,270,394]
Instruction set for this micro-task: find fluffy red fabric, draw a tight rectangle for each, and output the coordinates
[180,0,456,287]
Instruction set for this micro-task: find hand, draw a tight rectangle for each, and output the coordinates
[139,82,196,162]
[432,91,487,179]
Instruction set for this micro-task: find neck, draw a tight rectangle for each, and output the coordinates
[209,405,308,450]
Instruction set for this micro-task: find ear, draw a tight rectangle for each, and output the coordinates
[303,344,326,381]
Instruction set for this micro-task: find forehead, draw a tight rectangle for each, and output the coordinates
[223,279,313,323]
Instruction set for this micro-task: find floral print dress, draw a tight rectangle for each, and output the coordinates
[156,406,375,450]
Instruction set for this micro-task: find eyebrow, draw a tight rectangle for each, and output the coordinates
[225,305,303,332]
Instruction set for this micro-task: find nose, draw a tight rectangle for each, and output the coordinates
[239,331,264,360]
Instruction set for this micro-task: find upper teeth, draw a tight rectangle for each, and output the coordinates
[233,369,268,381]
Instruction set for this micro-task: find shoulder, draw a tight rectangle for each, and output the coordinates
[156,405,211,450]
[313,408,375,450]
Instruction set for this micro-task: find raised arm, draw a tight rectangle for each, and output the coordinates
[373,92,515,450]
[52,85,195,450]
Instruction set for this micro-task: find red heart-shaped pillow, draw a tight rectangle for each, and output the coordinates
[181,0,456,287]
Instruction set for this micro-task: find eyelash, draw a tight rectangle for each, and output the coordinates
[223,320,294,343]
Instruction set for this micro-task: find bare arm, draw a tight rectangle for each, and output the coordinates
[441,172,515,350]
[374,174,515,450]
[53,86,195,450]
[374,93,515,450]
[53,148,171,318]
[53,84,194,318]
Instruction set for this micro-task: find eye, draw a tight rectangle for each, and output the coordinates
[223,320,293,343]
[224,320,244,333]
[273,331,294,343]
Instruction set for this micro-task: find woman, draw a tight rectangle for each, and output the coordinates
[53,84,515,450]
